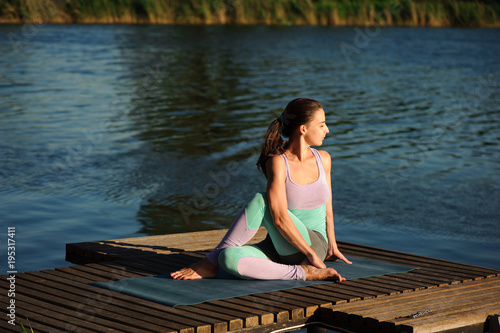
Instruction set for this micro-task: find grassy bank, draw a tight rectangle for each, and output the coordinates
[1,0,499,27]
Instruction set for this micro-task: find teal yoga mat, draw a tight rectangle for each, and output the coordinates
[92,257,415,307]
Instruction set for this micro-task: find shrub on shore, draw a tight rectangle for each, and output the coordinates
[0,0,499,27]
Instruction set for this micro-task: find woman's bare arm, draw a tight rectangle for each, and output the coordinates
[320,150,351,264]
[265,155,326,269]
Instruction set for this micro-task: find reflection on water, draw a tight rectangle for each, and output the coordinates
[0,25,499,272]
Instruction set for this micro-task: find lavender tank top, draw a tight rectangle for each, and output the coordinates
[280,147,331,211]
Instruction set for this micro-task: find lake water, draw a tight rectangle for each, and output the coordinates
[0,24,499,273]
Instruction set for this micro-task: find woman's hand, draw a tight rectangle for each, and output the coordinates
[306,251,327,269]
[326,244,352,264]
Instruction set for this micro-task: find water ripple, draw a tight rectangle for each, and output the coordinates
[0,25,499,271]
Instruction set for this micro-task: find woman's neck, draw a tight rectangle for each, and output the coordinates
[285,138,311,163]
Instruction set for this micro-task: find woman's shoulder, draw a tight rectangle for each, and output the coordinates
[313,149,331,170]
[312,148,331,160]
[265,154,286,169]
[265,154,287,179]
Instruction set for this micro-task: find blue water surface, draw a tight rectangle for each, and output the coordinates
[0,25,499,272]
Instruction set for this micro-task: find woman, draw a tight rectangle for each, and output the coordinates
[171,98,351,281]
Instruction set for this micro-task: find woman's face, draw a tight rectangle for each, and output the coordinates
[304,108,329,146]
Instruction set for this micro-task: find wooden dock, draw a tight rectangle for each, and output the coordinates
[2,227,499,333]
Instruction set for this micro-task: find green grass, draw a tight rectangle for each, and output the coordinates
[17,317,34,333]
[0,0,499,27]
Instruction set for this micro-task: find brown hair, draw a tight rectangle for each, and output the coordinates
[256,98,323,177]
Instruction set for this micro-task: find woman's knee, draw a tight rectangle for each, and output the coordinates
[248,192,266,207]
[218,245,267,277]
[245,192,268,228]
[218,247,242,274]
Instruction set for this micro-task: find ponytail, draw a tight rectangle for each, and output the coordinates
[256,118,286,177]
[256,98,323,177]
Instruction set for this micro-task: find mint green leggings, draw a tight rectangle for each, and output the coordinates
[206,192,328,280]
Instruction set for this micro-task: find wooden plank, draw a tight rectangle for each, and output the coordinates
[183,303,249,330]
[139,252,204,268]
[339,251,496,284]
[235,295,292,322]
[390,293,500,325]
[101,260,161,275]
[320,279,500,333]
[0,293,137,333]
[280,287,334,307]
[26,271,196,333]
[261,289,323,317]
[349,288,500,329]
[84,261,153,277]
[0,281,142,333]
[117,255,188,275]
[1,306,61,333]
[56,232,500,333]
[326,277,500,312]
[115,246,358,329]
[252,292,305,320]
[342,279,401,296]
[4,306,106,333]
[377,286,500,321]
[60,266,234,332]
[308,284,365,303]
[103,254,297,326]
[339,242,499,277]
[67,232,499,278]
[123,252,204,274]
[318,285,500,333]
[217,298,275,325]
[54,266,111,282]
[408,267,472,281]
[66,228,268,263]
[172,304,234,332]
[347,276,410,295]
[105,227,267,248]
[398,271,451,287]
[37,268,224,333]
[396,303,500,333]
[323,281,379,300]
[67,263,145,281]
[13,271,220,333]
[203,300,262,328]
[115,249,410,312]
[362,275,427,292]
[0,278,178,333]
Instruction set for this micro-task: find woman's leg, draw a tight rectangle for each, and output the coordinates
[171,192,268,279]
[258,198,328,264]
[218,245,306,280]
[171,192,333,280]
[206,192,268,266]
[218,244,343,281]
[213,193,329,280]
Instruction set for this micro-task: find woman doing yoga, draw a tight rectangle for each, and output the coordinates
[171,98,351,281]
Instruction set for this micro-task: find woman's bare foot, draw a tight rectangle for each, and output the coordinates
[170,258,218,280]
[300,264,345,282]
